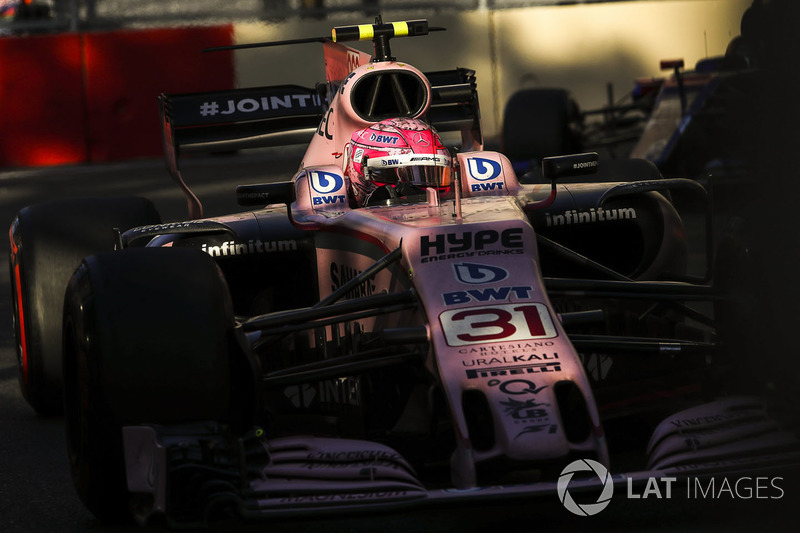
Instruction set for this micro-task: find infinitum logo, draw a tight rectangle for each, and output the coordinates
[545,207,636,227]
[557,459,614,516]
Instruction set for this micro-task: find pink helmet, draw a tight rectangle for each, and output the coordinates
[345,118,452,206]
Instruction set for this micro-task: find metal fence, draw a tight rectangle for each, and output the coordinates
[2,0,659,34]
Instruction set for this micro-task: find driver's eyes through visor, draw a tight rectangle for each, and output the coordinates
[366,167,401,185]
[366,165,451,188]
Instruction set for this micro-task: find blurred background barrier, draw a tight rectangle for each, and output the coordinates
[0,25,234,166]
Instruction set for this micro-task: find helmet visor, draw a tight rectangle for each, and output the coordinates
[365,154,452,189]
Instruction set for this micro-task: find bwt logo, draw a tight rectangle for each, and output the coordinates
[467,157,502,181]
[467,157,504,192]
[453,262,509,285]
[310,171,346,206]
[443,285,534,306]
[310,171,344,194]
[369,133,399,145]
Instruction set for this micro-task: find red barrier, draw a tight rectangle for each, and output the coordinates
[0,25,234,168]
[83,26,234,162]
[0,33,86,167]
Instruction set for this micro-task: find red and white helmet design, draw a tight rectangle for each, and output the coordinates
[345,118,451,205]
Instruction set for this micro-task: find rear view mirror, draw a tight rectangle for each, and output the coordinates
[236,182,294,207]
[541,152,599,182]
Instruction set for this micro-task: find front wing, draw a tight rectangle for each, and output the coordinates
[123,397,800,527]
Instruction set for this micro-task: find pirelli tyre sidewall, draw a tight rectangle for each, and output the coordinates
[9,197,161,416]
[62,247,252,523]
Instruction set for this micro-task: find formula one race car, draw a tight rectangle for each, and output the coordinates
[8,17,800,527]
[502,55,755,180]
[503,1,763,186]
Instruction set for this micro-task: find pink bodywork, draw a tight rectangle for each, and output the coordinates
[292,173,608,488]
[285,44,609,485]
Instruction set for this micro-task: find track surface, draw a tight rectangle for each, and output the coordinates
[0,150,796,532]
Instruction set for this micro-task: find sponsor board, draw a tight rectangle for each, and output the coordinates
[201,239,297,258]
[545,207,637,227]
[330,262,377,298]
[457,341,557,356]
[443,285,534,306]
[465,361,562,379]
[420,228,523,263]
[283,377,360,409]
[465,157,504,193]
[199,93,323,118]
[309,171,347,207]
[461,351,559,367]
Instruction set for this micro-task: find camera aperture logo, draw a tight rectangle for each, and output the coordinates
[557,459,786,517]
[557,459,614,516]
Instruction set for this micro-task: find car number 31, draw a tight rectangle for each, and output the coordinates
[439,303,557,346]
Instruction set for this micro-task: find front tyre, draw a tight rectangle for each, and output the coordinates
[9,196,160,415]
[62,247,257,523]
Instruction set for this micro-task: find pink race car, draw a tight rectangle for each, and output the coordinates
[9,17,799,527]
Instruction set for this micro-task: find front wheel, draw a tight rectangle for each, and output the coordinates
[9,196,161,415]
[62,247,258,522]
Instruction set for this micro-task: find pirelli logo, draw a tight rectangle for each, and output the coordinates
[465,362,562,379]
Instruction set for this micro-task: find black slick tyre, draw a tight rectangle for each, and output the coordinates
[62,247,256,523]
[502,88,581,164]
[9,196,161,415]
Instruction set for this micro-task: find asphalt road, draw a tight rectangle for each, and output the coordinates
[0,149,798,532]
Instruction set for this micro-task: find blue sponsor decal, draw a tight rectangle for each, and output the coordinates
[310,171,346,206]
[310,171,344,194]
[471,182,504,192]
[313,195,347,206]
[453,262,509,285]
[467,157,502,181]
[369,133,400,145]
[443,286,534,306]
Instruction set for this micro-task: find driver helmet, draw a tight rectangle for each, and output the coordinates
[345,118,452,206]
